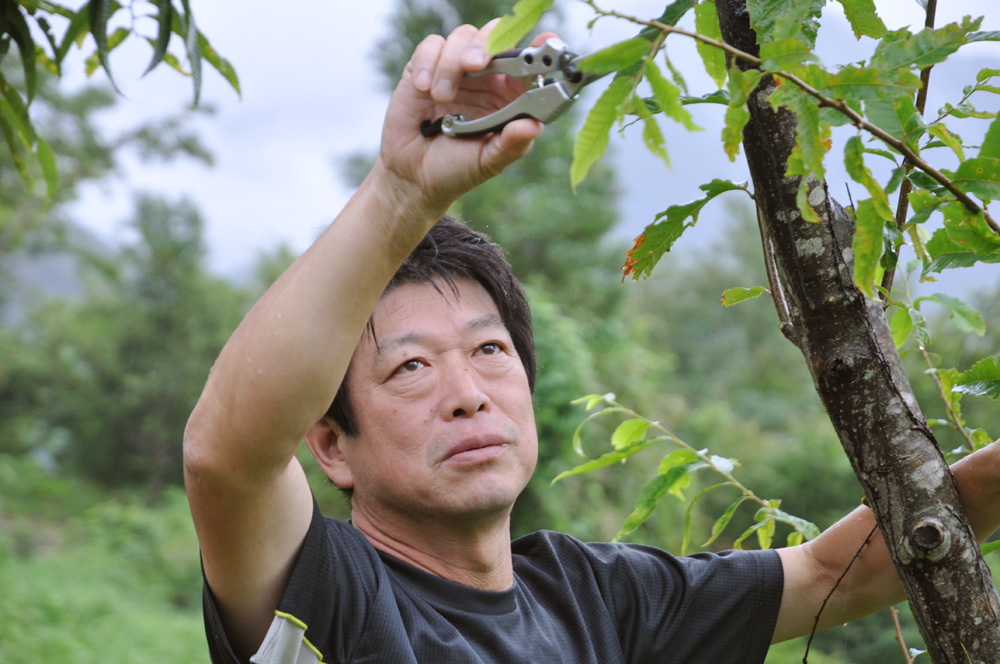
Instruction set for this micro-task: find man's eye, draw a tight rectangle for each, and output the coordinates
[479,342,503,355]
[396,359,425,374]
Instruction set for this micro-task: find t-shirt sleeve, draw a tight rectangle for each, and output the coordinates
[201,498,383,664]
[579,541,784,664]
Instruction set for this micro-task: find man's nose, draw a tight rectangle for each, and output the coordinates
[439,360,489,420]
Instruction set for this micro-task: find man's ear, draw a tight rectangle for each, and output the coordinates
[304,418,354,490]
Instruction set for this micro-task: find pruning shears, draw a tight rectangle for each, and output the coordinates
[420,38,604,138]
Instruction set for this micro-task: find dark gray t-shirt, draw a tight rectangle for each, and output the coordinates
[204,503,784,663]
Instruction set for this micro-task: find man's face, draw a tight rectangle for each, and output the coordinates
[336,278,538,527]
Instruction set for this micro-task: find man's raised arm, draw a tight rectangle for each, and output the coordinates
[183,21,546,659]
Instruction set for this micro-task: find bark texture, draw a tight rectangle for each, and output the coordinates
[715,1,1000,660]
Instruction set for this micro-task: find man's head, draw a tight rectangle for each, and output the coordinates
[325,215,536,437]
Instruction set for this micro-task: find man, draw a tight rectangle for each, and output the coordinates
[184,20,1000,663]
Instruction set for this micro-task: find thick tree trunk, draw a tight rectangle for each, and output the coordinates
[715,1,1000,660]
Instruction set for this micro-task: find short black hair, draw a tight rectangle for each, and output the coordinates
[325,215,536,438]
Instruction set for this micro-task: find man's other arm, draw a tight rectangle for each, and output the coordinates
[183,22,545,660]
[772,440,1000,643]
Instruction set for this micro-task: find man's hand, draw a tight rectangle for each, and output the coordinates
[374,20,553,217]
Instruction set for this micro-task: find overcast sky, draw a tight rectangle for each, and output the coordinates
[65,0,997,294]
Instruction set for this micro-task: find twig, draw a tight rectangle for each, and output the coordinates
[919,346,978,451]
[881,0,938,300]
[890,606,915,664]
[583,1,1000,236]
[802,524,879,663]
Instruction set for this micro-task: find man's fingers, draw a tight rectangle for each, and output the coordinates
[430,24,480,102]
[410,34,445,93]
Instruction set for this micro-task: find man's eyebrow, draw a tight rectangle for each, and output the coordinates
[376,315,506,355]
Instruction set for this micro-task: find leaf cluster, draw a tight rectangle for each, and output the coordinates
[0,0,238,204]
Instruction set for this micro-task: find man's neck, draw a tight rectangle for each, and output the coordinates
[350,504,515,591]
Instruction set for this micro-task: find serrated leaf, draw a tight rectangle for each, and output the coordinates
[645,59,700,131]
[748,0,823,48]
[611,418,652,450]
[571,76,631,188]
[694,0,726,88]
[890,305,914,348]
[487,0,553,53]
[920,293,985,335]
[703,496,748,547]
[969,31,1000,44]
[835,0,886,39]
[623,180,745,279]
[823,65,918,101]
[722,67,762,161]
[952,158,1000,201]
[845,136,893,221]
[871,19,980,80]
[88,0,120,91]
[865,95,925,155]
[578,37,650,76]
[852,198,885,298]
[982,116,1000,160]
[760,38,815,73]
[721,286,767,307]
[552,439,657,484]
[634,99,670,168]
[143,0,173,75]
[954,356,1000,399]
[770,507,820,540]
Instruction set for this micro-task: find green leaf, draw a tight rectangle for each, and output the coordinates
[954,356,1000,399]
[871,19,980,80]
[56,5,92,64]
[703,496,748,547]
[611,418,652,450]
[633,97,670,168]
[927,123,965,161]
[35,133,58,207]
[822,65,918,102]
[982,116,1000,160]
[982,540,1000,555]
[852,198,885,298]
[952,158,1000,201]
[721,286,767,307]
[143,0,173,75]
[889,306,914,348]
[487,0,553,54]
[909,306,930,347]
[179,0,202,106]
[722,67,762,161]
[571,393,612,411]
[197,30,240,96]
[844,136,893,221]
[865,95,925,155]
[623,180,746,279]
[694,0,726,88]
[569,406,627,455]
[88,0,120,92]
[3,3,39,101]
[918,293,985,335]
[552,439,657,484]
[571,76,631,189]
[748,0,824,48]
[614,456,699,541]
[578,37,650,76]
[969,31,1000,44]
[834,0,886,39]
[645,59,700,131]
[760,38,815,73]
[84,27,129,77]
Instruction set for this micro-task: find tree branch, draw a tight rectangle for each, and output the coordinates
[584,1,1000,235]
